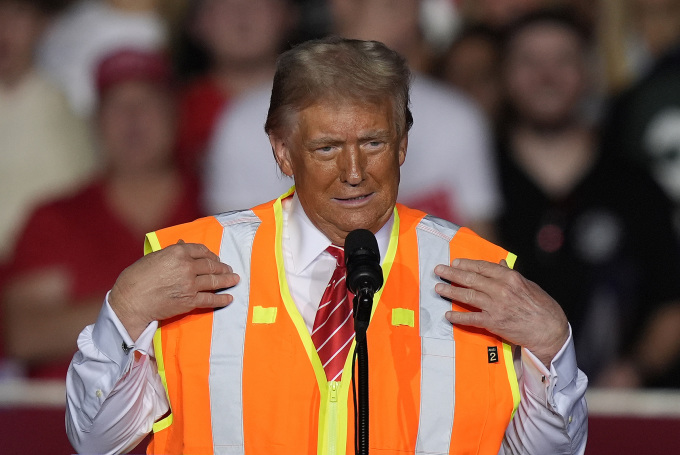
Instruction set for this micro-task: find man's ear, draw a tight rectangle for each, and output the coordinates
[398,134,408,166]
[270,134,294,177]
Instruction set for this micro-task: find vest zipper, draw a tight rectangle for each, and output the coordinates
[327,380,340,455]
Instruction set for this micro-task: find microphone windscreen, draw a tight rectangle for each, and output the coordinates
[345,229,379,259]
[345,229,383,294]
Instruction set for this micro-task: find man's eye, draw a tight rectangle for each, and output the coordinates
[319,146,333,152]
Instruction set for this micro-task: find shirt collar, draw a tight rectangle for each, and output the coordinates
[287,193,394,274]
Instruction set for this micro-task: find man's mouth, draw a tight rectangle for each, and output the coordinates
[335,193,374,203]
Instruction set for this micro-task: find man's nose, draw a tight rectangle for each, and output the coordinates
[340,145,366,185]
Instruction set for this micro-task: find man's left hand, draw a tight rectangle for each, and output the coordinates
[434,259,569,368]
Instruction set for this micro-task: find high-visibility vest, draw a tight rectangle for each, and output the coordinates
[144,191,520,455]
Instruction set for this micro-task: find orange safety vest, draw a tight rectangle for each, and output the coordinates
[144,191,520,455]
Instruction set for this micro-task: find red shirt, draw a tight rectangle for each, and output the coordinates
[176,76,229,172]
[5,174,203,378]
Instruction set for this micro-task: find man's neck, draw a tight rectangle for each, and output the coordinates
[510,122,596,199]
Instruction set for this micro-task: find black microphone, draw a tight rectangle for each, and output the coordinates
[345,229,383,296]
[345,229,383,338]
[345,229,382,455]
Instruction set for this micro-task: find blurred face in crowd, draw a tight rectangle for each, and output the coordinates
[632,0,680,57]
[329,0,421,53]
[503,21,587,129]
[462,0,545,29]
[193,0,295,66]
[443,34,502,121]
[0,1,45,87]
[98,81,176,175]
[271,98,407,245]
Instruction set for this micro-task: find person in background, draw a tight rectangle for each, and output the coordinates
[173,0,300,174]
[1,48,202,379]
[0,0,94,266]
[37,0,167,118]
[458,0,547,30]
[496,8,680,388]
[435,24,503,127]
[600,0,680,231]
[204,0,502,240]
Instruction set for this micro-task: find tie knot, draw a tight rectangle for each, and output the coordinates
[326,244,345,267]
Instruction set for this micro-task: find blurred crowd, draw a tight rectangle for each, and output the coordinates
[1,0,680,389]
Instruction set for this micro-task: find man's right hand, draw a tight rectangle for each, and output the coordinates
[109,241,240,341]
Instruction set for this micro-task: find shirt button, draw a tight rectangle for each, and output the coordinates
[96,389,103,398]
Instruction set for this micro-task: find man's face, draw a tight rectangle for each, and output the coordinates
[193,0,293,65]
[272,98,407,245]
[98,80,176,174]
[504,22,586,129]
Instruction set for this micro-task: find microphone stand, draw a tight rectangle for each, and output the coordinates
[354,287,374,455]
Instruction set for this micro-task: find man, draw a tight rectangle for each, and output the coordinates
[66,37,587,454]
[496,10,680,387]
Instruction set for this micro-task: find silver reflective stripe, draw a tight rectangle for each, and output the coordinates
[415,216,459,455]
[210,210,261,455]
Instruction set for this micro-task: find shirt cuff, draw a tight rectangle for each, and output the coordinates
[91,291,159,369]
[521,325,578,410]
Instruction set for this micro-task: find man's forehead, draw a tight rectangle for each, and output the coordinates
[295,100,394,135]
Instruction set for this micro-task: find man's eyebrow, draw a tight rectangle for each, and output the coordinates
[359,129,392,141]
[305,136,342,148]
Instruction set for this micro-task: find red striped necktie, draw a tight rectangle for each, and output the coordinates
[311,244,355,381]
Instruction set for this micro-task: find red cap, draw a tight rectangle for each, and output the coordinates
[95,47,172,97]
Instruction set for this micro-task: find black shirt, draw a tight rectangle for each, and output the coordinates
[497,143,680,387]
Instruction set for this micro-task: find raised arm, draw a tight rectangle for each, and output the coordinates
[66,242,239,454]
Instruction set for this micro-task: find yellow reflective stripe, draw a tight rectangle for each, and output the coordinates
[273,191,326,386]
[144,231,162,256]
[272,192,332,455]
[152,328,173,433]
[252,306,277,323]
[371,207,399,322]
[503,251,520,418]
[152,413,173,433]
[503,342,521,419]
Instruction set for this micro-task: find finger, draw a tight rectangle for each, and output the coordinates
[435,281,490,310]
[195,272,240,292]
[445,310,489,329]
[176,239,185,244]
[450,258,510,280]
[191,257,233,277]
[435,263,495,295]
[499,259,508,268]
[182,242,222,262]
[193,291,234,309]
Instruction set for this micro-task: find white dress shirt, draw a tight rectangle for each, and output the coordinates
[66,195,587,454]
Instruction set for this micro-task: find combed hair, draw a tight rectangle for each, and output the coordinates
[264,36,413,139]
